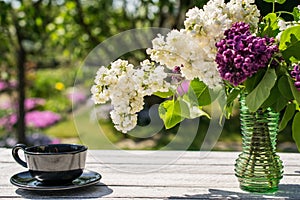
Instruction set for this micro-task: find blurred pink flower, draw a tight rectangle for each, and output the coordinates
[0,80,17,92]
[26,111,61,128]
[0,102,12,110]
[25,98,45,110]
[0,111,61,129]
[67,90,87,105]
[0,81,7,91]
[0,98,45,110]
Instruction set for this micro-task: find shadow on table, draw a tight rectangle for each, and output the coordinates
[15,182,113,198]
[167,184,300,199]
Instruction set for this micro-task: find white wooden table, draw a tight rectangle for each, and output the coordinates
[1,148,300,199]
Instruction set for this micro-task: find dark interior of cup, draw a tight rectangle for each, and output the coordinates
[26,144,87,154]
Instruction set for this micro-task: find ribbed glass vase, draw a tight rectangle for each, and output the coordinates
[235,94,284,193]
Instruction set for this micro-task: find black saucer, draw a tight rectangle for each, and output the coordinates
[10,169,101,191]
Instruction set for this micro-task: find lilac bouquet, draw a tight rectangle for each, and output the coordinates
[91,0,300,150]
[213,5,300,151]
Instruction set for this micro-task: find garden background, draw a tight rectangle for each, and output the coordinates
[0,0,298,152]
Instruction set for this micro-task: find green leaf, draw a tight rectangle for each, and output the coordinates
[279,103,295,131]
[272,96,289,112]
[275,0,286,4]
[226,88,241,105]
[35,17,43,26]
[292,112,300,152]
[173,99,190,119]
[158,99,195,129]
[245,69,266,93]
[279,26,300,61]
[158,99,184,129]
[158,97,210,129]
[223,88,241,118]
[289,77,300,104]
[188,79,211,106]
[154,90,173,98]
[293,7,300,21]
[262,80,288,112]
[264,0,286,3]
[181,99,210,119]
[245,68,277,112]
[224,88,240,117]
[261,13,279,37]
[278,75,293,100]
[280,26,300,50]
[261,81,279,108]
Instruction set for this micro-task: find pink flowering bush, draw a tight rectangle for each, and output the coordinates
[0,110,61,130]
[25,111,61,128]
[24,98,46,111]
[0,80,17,92]
[0,97,61,131]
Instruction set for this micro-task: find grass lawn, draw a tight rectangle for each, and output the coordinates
[45,103,121,149]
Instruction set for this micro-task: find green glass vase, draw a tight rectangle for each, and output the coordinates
[235,94,283,193]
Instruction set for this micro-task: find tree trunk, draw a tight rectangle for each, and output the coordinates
[16,48,26,144]
[14,16,27,144]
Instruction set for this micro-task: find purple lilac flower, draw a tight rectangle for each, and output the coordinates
[173,65,182,74]
[177,80,190,96]
[215,22,278,86]
[291,64,300,91]
[172,64,184,83]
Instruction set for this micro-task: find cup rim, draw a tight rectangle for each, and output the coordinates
[24,144,88,155]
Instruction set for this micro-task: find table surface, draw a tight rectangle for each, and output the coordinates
[1,148,300,199]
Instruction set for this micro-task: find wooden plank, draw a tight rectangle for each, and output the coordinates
[2,148,299,158]
[2,148,299,165]
[3,167,300,189]
[1,184,300,199]
[2,150,300,178]
[1,148,300,199]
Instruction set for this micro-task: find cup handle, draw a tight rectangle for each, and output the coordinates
[12,144,27,168]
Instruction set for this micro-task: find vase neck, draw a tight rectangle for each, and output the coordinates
[239,94,279,152]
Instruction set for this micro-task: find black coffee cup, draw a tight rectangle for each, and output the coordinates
[12,143,87,183]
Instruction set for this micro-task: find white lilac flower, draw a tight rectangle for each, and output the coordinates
[226,0,260,31]
[147,29,221,88]
[146,30,190,70]
[91,59,172,133]
[148,0,260,89]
